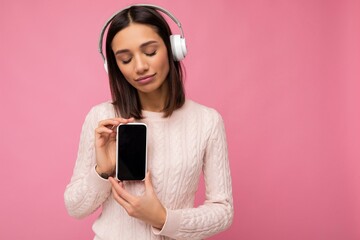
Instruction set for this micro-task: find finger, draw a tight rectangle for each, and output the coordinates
[95,126,113,135]
[112,186,131,209]
[109,177,137,203]
[100,118,136,132]
[144,171,153,192]
[113,117,135,123]
[109,176,120,187]
[109,131,117,139]
[98,119,120,127]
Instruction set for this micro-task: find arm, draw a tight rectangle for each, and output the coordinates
[64,107,112,218]
[155,111,234,239]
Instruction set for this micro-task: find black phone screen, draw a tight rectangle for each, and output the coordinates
[116,124,147,181]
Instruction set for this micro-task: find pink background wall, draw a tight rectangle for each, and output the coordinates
[1,0,359,239]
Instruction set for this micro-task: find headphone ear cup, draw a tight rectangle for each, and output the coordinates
[170,34,187,61]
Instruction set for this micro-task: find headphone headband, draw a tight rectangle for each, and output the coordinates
[98,4,186,63]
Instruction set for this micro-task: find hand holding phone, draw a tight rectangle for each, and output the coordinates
[95,117,134,178]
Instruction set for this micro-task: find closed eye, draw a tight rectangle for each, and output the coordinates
[122,58,132,64]
[145,50,157,57]
[117,50,157,65]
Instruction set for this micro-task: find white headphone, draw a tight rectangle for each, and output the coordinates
[98,4,187,73]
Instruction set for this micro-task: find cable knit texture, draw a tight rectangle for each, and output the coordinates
[64,99,233,240]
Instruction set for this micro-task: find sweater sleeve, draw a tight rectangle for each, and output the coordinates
[64,106,112,219]
[153,111,234,239]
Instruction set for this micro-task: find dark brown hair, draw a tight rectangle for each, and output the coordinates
[105,6,185,119]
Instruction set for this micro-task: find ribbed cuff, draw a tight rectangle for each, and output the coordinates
[86,166,112,193]
[152,208,181,238]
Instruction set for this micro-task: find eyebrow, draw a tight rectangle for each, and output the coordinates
[114,40,158,55]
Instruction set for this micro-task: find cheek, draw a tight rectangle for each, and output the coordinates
[156,52,170,74]
[117,64,131,80]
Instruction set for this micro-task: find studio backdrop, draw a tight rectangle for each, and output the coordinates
[0,0,359,239]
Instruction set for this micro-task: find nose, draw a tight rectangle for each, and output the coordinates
[134,54,149,74]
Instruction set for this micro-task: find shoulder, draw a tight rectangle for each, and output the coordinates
[85,101,116,123]
[89,101,114,114]
[182,99,223,122]
[174,100,224,135]
[176,100,226,143]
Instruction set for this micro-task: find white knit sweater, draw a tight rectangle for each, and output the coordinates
[64,100,233,240]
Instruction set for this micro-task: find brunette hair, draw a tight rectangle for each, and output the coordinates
[105,6,185,119]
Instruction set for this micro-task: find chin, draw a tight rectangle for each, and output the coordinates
[137,82,167,94]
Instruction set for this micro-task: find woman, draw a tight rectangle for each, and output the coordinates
[64,5,233,240]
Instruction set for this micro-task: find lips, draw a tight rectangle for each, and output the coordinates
[135,73,156,84]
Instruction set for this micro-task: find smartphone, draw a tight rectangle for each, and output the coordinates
[116,123,147,181]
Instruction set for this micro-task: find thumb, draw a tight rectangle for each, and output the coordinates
[144,171,153,192]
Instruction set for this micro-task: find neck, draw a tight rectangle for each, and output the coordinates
[138,85,168,112]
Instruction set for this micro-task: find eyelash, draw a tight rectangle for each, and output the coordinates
[122,59,131,64]
[146,50,157,57]
[121,51,157,64]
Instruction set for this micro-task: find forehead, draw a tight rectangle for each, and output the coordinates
[112,23,163,50]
